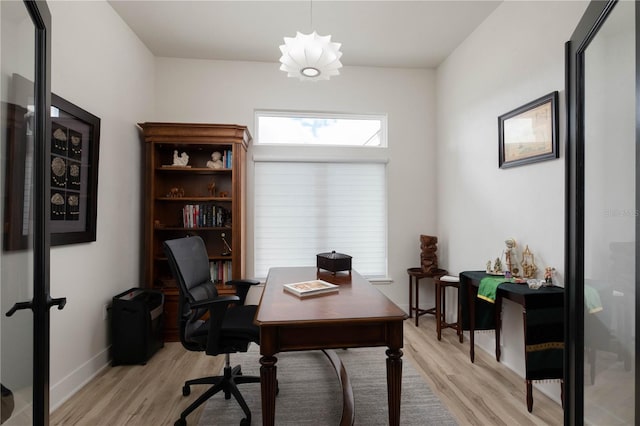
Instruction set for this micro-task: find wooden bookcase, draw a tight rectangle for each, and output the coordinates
[138,122,250,341]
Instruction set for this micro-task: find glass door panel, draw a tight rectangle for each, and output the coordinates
[583,1,635,423]
[1,1,37,423]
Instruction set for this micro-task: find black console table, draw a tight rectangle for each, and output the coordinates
[460,271,564,412]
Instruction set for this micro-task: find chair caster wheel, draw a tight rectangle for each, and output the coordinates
[224,390,231,400]
[240,418,250,426]
[182,385,190,396]
[175,418,187,426]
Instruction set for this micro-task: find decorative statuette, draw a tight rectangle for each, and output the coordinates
[172,150,190,166]
[206,151,223,169]
[419,234,439,274]
[167,187,184,198]
[544,266,556,285]
[493,257,503,274]
[207,181,216,196]
[521,245,538,278]
[504,238,519,276]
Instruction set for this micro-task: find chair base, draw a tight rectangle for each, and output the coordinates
[175,361,260,426]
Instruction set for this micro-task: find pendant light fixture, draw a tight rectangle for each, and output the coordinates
[279,0,342,81]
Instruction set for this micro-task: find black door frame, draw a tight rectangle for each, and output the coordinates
[23,1,52,424]
[565,0,639,424]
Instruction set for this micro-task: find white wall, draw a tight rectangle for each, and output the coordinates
[436,0,589,403]
[154,58,438,307]
[47,0,155,410]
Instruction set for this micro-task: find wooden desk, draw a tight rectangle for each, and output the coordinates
[255,267,408,426]
[460,271,564,412]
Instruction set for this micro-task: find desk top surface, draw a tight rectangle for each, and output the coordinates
[255,266,407,326]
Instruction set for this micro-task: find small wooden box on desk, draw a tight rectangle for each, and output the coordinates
[139,122,250,341]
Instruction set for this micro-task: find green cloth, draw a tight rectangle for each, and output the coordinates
[477,276,506,303]
[585,284,603,313]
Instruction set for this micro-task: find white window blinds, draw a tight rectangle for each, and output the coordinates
[254,161,387,279]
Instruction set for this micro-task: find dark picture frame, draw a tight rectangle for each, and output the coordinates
[49,92,100,246]
[4,73,100,249]
[498,91,559,168]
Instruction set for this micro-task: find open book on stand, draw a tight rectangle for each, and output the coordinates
[283,280,339,298]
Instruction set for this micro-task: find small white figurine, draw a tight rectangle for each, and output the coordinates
[504,238,518,276]
[206,151,224,169]
[172,150,189,166]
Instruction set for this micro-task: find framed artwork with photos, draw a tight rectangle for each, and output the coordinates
[4,73,100,250]
[498,91,559,168]
[49,92,101,246]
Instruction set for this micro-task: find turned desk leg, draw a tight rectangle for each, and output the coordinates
[260,355,278,426]
[386,348,403,426]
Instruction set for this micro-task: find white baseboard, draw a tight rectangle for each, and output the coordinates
[49,346,111,413]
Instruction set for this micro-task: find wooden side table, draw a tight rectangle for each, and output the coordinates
[434,275,463,342]
[407,267,447,326]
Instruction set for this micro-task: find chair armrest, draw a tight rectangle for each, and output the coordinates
[226,279,261,305]
[190,295,240,310]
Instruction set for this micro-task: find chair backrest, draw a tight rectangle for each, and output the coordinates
[163,236,218,348]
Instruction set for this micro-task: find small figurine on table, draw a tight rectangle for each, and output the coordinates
[493,257,503,274]
[504,238,519,276]
[521,245,538,278]
[544,267,555,285]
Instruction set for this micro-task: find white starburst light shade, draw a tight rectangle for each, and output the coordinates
[279,31,343,81]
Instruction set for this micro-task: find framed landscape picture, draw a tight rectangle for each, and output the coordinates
[498,91,559,168]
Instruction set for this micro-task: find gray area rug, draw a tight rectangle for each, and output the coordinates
[198,345,457,425]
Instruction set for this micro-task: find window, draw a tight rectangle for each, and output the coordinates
[256,112,385,147]
[253,111,388,279]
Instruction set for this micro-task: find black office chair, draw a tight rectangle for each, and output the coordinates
[163,236,261,426]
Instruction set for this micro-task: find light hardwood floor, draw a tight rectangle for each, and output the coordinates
[51,316,564,425]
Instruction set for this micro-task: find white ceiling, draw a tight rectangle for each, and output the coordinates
[108,0,502,69]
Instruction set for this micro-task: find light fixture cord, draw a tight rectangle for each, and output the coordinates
[309,0,313,31]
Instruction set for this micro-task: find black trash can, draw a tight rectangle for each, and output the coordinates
[111,288,164,366]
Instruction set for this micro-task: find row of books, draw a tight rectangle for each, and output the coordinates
[181,204,230,228]
[219,150,233,169]
[210,260,232,284]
